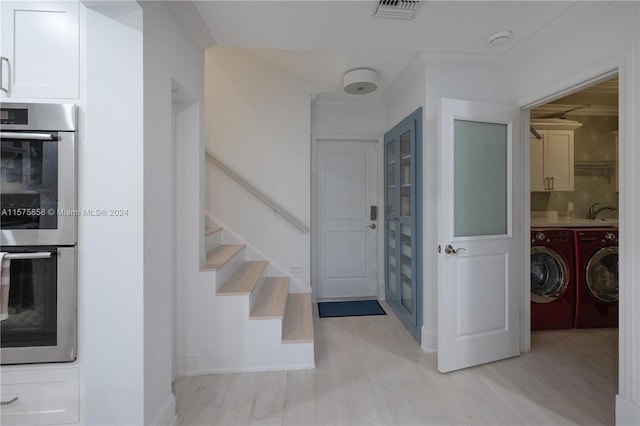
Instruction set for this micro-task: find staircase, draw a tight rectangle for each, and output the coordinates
[179,224,314,374]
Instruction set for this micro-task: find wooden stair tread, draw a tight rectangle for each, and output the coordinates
[205,226,222,236]
[282,293,314,343]
[203,244,245,270]
[217,261,267,296]
[250,277,290,319]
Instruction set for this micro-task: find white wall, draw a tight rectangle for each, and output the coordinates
[82,2,205,424]
[82,3,144,424]
[311,98,386,135]
[505,3,640,424]
[204,47,313,289]
[141,2,204,425]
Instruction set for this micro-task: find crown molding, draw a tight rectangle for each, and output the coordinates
[507,2,608,67]
[166,1,216,50]
[419,2,608,70]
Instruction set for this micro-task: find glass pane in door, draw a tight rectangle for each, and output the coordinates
[386,221,397,295]
[400,224,412,313]
[400,130,411,217]
[453,120,507,237]
[1,138,59,229]
[386,140,396,215]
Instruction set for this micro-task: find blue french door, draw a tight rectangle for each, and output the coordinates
[384,108,422,342]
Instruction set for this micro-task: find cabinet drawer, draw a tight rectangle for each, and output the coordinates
[1,367,79,425]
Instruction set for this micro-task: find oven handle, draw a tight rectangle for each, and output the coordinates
[4,251,53,260]
[0,132,58,141]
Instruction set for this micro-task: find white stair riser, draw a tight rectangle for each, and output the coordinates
[248,274,267,311]
[214,249,246,291]
[205,230,222,253]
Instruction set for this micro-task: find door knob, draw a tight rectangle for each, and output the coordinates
[367,223,376,229]
[444,244,465,254]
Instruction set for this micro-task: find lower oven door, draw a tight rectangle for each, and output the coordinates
[0,246,76,365]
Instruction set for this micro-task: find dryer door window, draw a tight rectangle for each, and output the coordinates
[586,247,618,302]
[531,247,569,303]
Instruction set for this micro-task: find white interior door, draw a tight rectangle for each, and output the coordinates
[437,98,523,373]
[316,139,378,299]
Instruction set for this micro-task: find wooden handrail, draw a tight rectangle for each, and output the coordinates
[206,152,310,234]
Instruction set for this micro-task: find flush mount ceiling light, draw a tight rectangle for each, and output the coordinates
[343,68,378,95]
[487,30,513,47]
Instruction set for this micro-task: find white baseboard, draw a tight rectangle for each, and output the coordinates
[176,362,315,377]
[616,395,640,426]
[421,327,437,353]
[150,393,177,426]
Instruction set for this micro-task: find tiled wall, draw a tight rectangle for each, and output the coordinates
[531,115,619,219]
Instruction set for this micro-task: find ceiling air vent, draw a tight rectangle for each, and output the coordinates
[374,1,421,20]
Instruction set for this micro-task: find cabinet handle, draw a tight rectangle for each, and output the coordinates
[550,177,554,190]
[544,177,549,190]
[0,56,9,94]
[1,397,18,406]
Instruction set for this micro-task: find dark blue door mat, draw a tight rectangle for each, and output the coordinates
[318,300,386,318]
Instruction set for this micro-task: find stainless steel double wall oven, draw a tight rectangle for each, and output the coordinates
[1,103,77,364]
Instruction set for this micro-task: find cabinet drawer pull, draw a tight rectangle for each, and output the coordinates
[1,397,18,406]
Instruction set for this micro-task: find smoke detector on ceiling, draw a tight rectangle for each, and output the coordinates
[343,68,378,95]
[374,1,421,20]
[487,30,513,47]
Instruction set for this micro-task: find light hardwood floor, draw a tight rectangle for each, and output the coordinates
[175,301,617,425]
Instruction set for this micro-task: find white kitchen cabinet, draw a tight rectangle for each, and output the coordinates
[0,366,79,425]
[1,1,79,99]
[530,120,581,192]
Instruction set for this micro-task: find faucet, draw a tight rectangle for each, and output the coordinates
[587,202,618,220]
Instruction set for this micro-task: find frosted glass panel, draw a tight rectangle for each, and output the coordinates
[454,120,507,237]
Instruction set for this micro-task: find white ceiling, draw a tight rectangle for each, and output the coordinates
[193,1,604,100]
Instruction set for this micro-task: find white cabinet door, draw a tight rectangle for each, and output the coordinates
[530,129,574,192]
[1,1,79,99]
[530,134,546,192]
[546,130,574,191]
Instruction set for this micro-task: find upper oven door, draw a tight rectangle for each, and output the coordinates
[1,131,76,246]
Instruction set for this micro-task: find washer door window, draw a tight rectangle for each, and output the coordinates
[586,247,618,302]
[531,247,569,303]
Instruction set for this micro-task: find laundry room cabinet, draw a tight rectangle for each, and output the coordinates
[530,120,581,192]
[384,108,422,343]
[0,1,79,99]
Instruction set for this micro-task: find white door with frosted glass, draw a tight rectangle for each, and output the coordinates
[316,140,378,299]
[437,98,523,373]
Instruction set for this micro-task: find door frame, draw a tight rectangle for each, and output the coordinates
[311,133,384,302]
[519,67,622,353]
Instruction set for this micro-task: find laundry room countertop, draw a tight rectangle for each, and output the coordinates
[531,216,618,228]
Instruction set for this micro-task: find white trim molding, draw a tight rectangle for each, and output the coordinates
[150,394,177,426]
[165,1,216,50]
[421,327,437,353]
[617,47,640,423]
